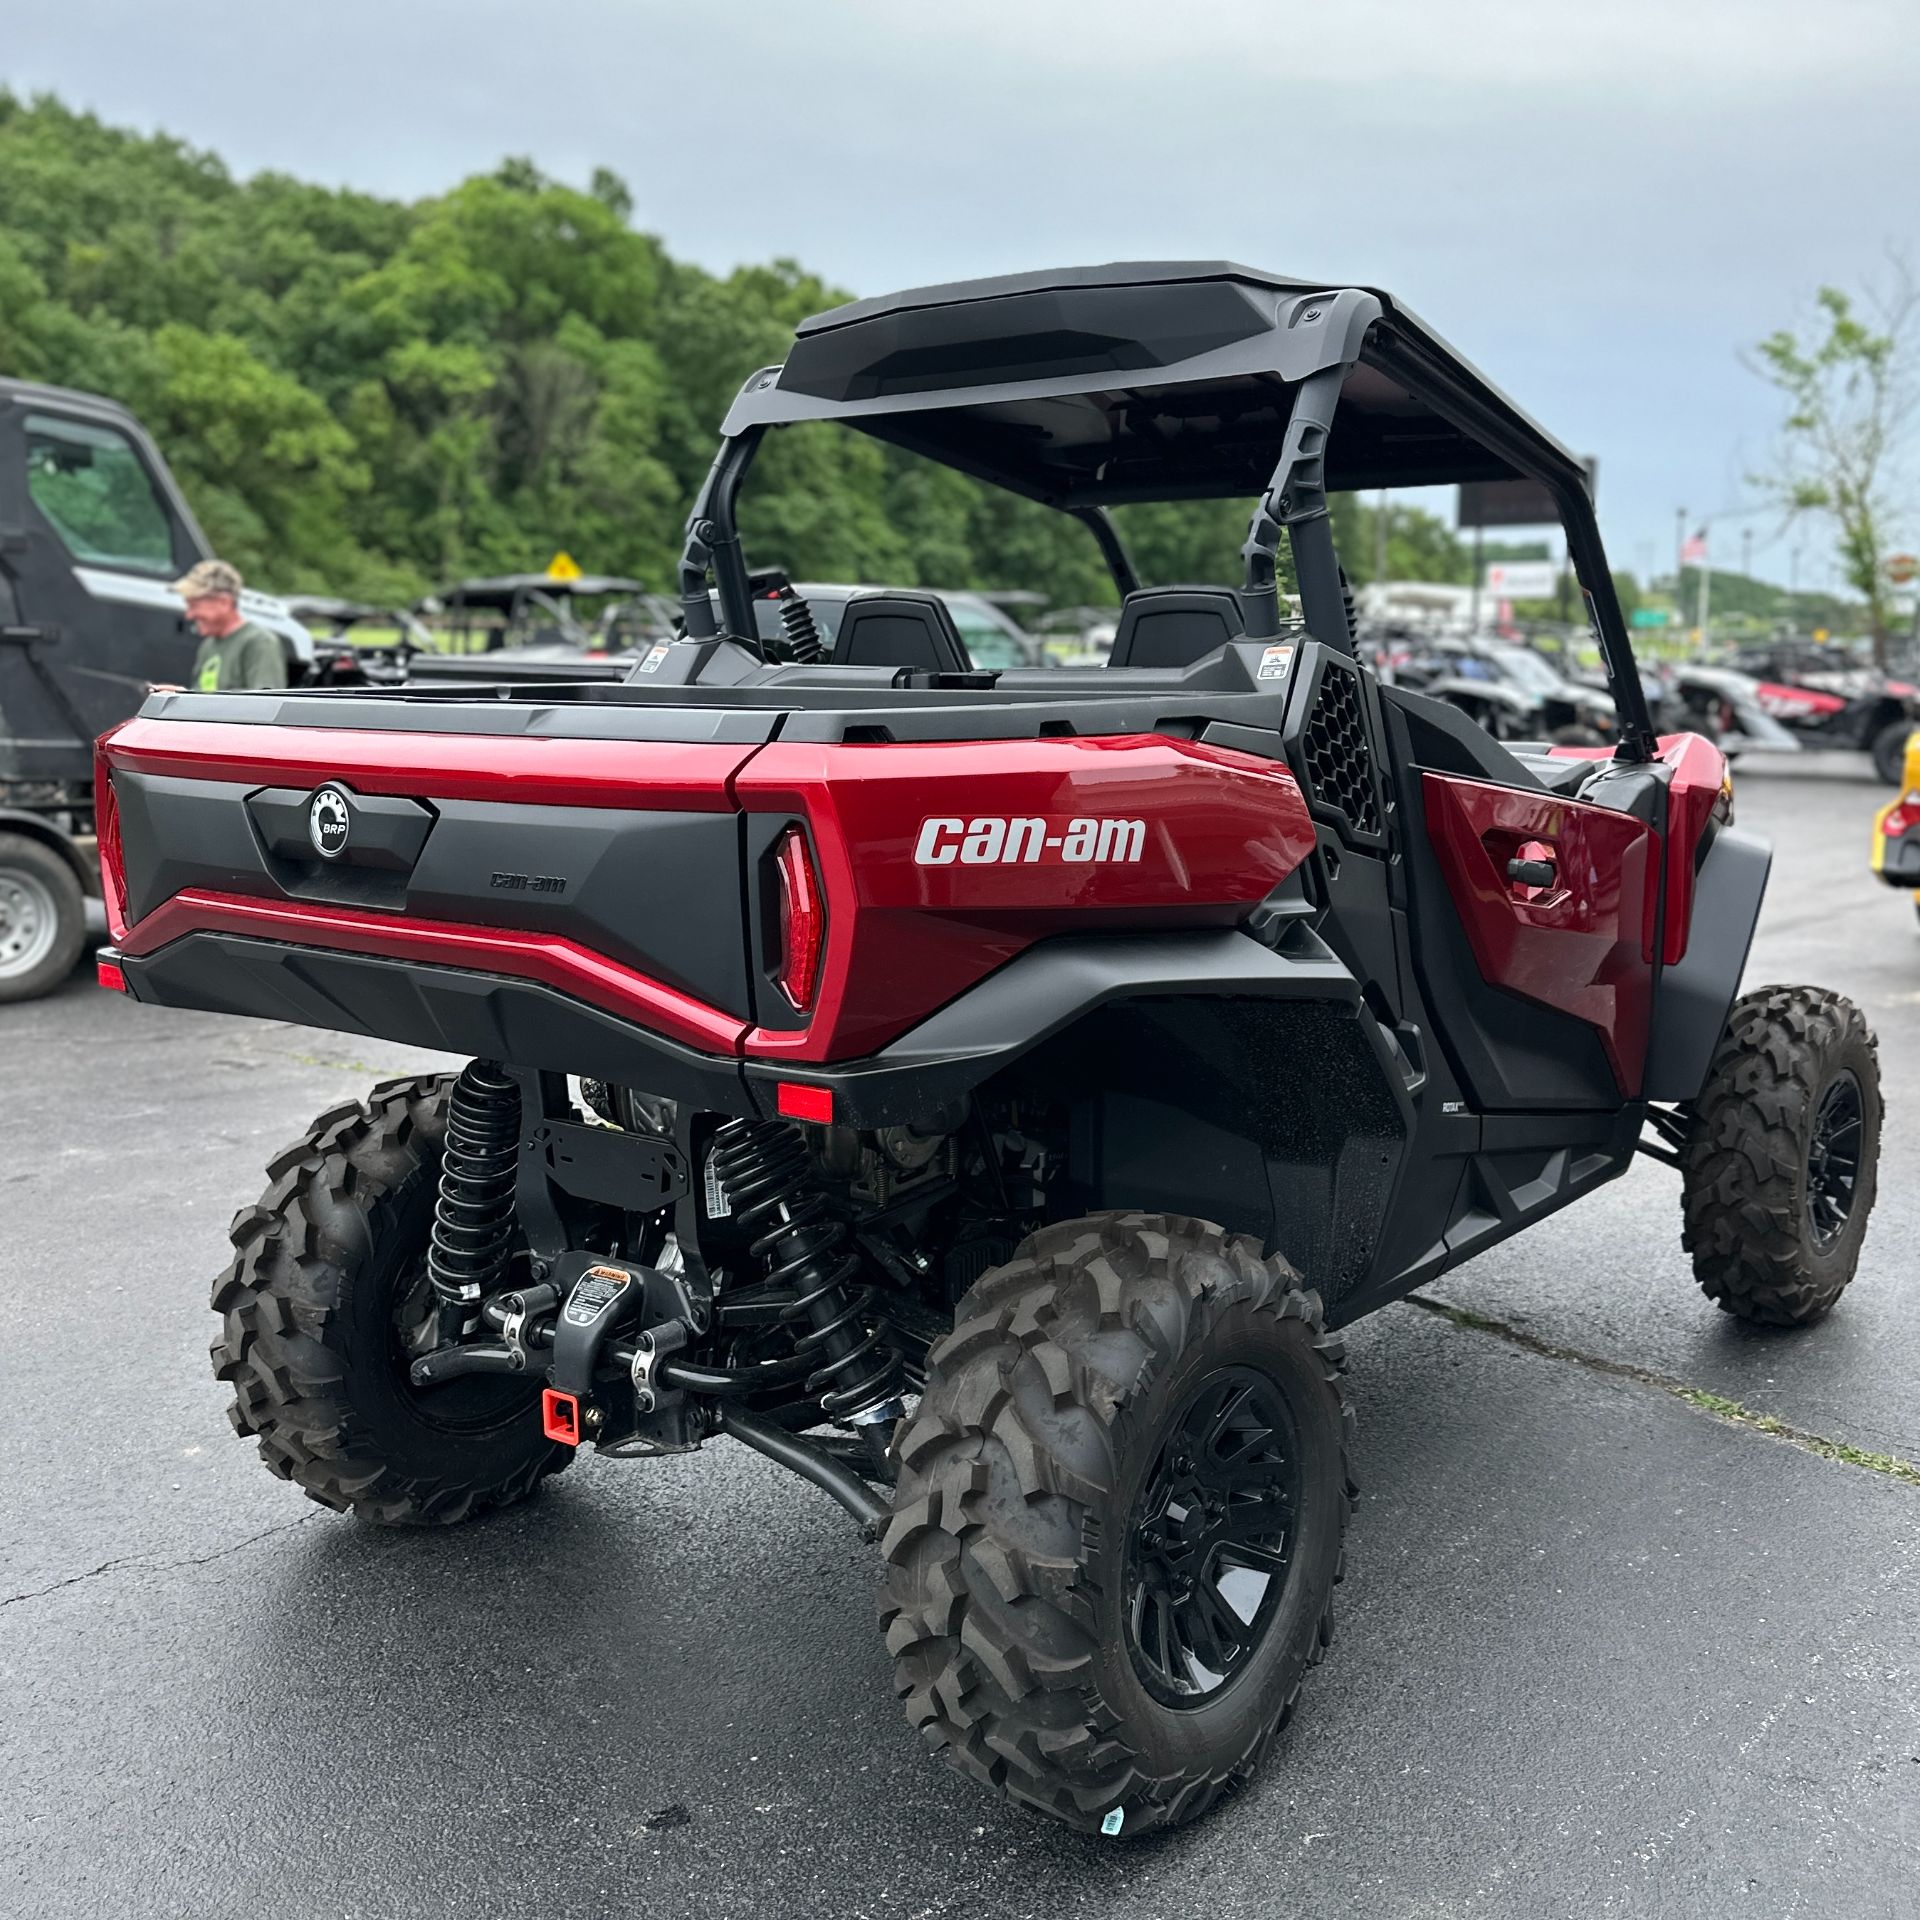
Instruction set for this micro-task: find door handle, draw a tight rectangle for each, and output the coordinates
[1506,854,1557,889]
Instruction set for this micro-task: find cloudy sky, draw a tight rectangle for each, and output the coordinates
[11,0,1918,589]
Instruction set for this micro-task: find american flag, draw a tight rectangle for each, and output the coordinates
[1681,530,1708,565]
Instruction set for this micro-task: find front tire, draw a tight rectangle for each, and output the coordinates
[1680,987,1881,1325]
[212,1074,571,1523]
[880,1212,1353,1834]
[1871,718,1913,785]
[0,832,87,1004]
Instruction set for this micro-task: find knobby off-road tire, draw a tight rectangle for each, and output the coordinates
[0,831,87,1004]
[1681,986,1881,1325]
[880,1213,1353,1834]
[1870,718,1913,786]
[212,1074,571,1523]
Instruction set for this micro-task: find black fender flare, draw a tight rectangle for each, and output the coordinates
[745,925,1360,1128]
[1642,826,1771,1103]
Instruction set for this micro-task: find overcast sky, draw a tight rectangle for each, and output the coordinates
[11,0,1918,590]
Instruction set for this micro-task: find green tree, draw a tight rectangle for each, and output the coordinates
[0,88,1354,617]
[1750,267,1917,664]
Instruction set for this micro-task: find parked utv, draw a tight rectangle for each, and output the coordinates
[96,263,1881,1836]
[1716,637,1920,782]
[0,378,328,999]
[1871,725,1920,924]
[1390,634,1617,744]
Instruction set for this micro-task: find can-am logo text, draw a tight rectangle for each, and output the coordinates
[913,815,1147,866]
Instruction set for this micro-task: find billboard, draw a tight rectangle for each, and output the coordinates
[1457,460,1597,529]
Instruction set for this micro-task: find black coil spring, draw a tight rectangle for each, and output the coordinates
[777,590,825,664]
[427,1061,522,1320]
[708,1118,902,1419]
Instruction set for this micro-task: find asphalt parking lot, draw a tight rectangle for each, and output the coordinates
[3,755,1916,1920]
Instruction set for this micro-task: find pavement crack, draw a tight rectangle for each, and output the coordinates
[1405,1293,1920,1490]
[0,1512,319,1611]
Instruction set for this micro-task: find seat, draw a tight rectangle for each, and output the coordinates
[828,593,972,673]
[1107,586,1245,670]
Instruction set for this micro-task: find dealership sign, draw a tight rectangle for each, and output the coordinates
[1482,560,1559,599]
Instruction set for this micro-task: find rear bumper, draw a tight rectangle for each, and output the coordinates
[116,932,756,1113]
[111,922,1359,1129]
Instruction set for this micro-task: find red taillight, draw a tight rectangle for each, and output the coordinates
[772,825,824,1014]
[97,958,128,994]
[1885,803,1919,839]
[93,750,129,940]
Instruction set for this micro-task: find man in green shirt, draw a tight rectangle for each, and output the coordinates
[172,558,288,691]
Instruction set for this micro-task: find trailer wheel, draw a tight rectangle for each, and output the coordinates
[880,1212,1353,1835]
[0,831,87,1004]
[1680,987,1881,1325]
[212,1074,571,1524]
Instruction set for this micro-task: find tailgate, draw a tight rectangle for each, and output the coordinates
[98,710,767,1047]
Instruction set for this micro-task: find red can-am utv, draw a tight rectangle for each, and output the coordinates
[95,264,1881,1836]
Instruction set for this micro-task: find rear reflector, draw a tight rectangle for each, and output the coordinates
[772,824,824,1014]
[776,1080,834,1124]
[96,958,128,994]
[541,1388,582,1446]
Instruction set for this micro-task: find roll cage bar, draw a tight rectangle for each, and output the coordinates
[675,264,1658,762]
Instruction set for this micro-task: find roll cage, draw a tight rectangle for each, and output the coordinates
[676,261,1658,761]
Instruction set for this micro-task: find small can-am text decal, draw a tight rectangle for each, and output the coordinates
[913,816,1147,866]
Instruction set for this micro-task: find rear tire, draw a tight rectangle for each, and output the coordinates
[880,1212,1353,1834]
[1680,987,1881,1325]
[1871,718,1913,785]
[0,832,87,1004]
[211,1074,571,1523]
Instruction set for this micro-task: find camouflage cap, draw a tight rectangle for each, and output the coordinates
[171,558,244,599]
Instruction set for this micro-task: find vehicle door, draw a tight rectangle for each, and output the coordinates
[1384,688,1661,1109]
[0,397,207,745]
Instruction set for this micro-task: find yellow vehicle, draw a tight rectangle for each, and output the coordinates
[1870,727,1920,922]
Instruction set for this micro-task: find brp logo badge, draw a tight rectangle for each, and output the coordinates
[307,785,351,861]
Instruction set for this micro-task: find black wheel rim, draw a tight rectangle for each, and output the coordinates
[1807,1070,1865,1249]
[1124,1367,1301,1709]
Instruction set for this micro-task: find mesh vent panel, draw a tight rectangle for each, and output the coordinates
[1300,659,1383,839]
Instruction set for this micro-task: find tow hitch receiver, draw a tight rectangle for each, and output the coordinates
[541,1388,582,1446]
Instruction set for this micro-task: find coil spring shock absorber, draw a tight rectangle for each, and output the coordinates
[708,1118,902,1420]
[427,1061,522,1338]
[776,586,825,664]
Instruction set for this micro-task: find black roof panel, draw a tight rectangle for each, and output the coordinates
[724,261,1588,504]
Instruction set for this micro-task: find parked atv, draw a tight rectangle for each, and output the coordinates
[96,263,1881,1836]
[0,378,332,1000]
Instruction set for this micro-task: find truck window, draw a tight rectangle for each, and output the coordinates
[25,413,175,574]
